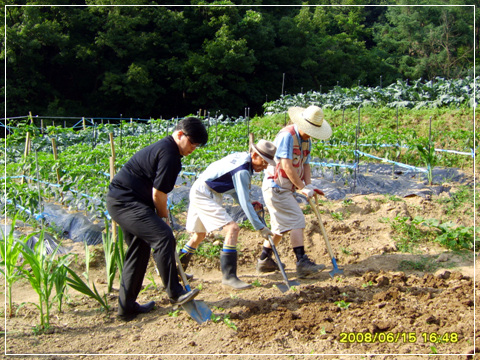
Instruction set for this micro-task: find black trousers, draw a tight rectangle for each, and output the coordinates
[106,197,184,315]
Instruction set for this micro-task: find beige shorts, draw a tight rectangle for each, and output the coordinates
[263,186,305,234]
[186,180,233,233]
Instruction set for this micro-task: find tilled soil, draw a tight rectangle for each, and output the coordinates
[2,193,477,359]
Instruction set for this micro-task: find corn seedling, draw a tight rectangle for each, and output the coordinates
[53,256,70,313]
[0,219,25,317]
[102,223,126,293]
[64,265,110,312]
[416,141,438,185]
[18,231,72,331]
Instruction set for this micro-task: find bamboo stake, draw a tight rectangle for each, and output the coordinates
[109,132,117,241]
[109,156,117,241]
[21,132,31,184]
[109,132,116,160]
[51,138,62,185]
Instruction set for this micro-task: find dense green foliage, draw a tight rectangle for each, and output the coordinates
[3,2,477,118]
[4,103,475,227]
[264,77,478,113]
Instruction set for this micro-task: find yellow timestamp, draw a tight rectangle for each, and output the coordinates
[339,332,459,344]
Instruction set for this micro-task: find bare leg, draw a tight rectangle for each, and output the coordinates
[223,221,240,246]
[186,232,206,248]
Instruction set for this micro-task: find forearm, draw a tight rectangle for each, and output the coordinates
[303,164,312,186]
[280,158,306,189]
[152,188,169,218]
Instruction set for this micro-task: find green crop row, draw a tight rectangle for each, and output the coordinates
[264,76,479,113]
[3,104,476,226]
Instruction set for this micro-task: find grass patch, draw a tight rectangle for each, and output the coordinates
[399,256,444,273]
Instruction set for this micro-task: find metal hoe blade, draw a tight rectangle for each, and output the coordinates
[268,235,300,292]
[175,251,212,323]
[256,207,300,292]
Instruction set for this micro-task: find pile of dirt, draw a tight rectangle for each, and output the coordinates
[2,191,477,358]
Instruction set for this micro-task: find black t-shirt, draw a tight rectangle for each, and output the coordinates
[108,136,182,208]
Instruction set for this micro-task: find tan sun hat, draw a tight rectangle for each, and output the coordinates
[288,105,332,140]
[252,139,277,166]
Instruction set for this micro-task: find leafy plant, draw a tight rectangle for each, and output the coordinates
[389,216,432,253]
[331,212,344,221]
[18,231,72,331]
[421,218,473,251]
[416,140,438,185]
[102,224,126,293]
[52,256,70,313]
[251,279,261,287]
[64,265,110,312]
[362,281,373,288]
[168,309,180,317]
[334,300,351,309]
[0,219,25,317]
[341,247,352,255]
[223,314,238,331]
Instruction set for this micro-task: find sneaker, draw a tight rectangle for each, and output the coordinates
[296,254,326,278]
[256,256,283,273]
[169,288,200,306]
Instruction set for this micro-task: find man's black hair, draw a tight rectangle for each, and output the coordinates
[175,117,208,146]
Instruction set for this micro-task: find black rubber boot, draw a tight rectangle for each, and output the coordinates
[179,251,193,271]
[178,251,194,280]
[220,251,252,290]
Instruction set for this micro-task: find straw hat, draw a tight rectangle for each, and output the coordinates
[288,105,332,140]
[252,139,276,166]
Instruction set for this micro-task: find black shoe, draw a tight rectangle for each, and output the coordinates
[117,301,155,321]
[178,252,194,281]
[170,288,200,306]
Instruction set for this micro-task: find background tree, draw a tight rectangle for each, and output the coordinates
[374,1,475,80]
[3,2,476,119]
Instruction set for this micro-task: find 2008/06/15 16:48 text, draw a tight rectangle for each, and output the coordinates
[339,332,459,344]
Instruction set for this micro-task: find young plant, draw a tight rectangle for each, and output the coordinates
[251,279,262,287]
[0,219,25,317]
[53,256,70,313]
[421,218,474,251]
[416,141,438,185]
[18,231,72,331]
[334,300,351,309]
[64,265,110,312]
[102,224,122,293]
[223,314,238,331]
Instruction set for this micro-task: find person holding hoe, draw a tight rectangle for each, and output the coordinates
[106,117,208,321]
[179,139,277,289]
[257,105,332,278]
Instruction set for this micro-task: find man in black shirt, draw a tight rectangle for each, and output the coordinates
[107,117,208,321]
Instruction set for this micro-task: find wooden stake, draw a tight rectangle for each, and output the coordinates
[51,138,62,184]
[21,132,31,184]
[109,156,117,241]
[109,132,116,160]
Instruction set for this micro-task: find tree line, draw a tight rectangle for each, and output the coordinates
[3,1,477,119]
